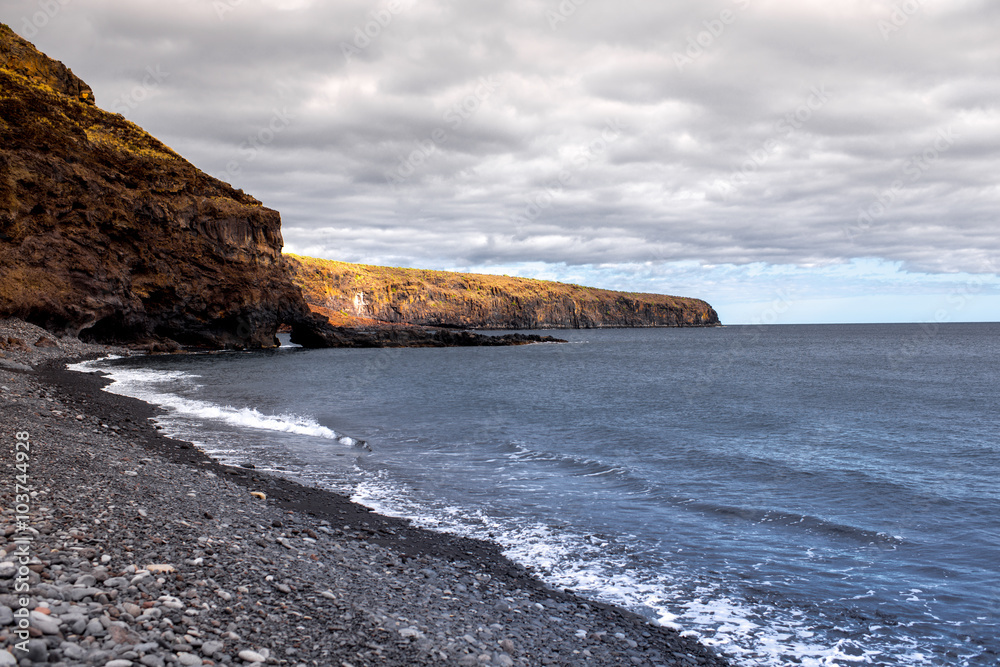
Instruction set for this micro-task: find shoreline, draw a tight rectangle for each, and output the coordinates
[1,318,732,666]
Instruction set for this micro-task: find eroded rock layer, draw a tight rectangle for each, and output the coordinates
[0,24,327,349]
[289,255,721,330]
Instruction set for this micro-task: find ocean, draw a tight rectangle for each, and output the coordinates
[72,323,1000,666]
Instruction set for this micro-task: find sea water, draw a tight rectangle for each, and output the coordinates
[72,323,1000,666]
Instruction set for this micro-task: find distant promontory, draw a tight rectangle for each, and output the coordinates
[288,255,720,330]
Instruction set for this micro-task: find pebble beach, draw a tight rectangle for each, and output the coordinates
[0,318,731,667]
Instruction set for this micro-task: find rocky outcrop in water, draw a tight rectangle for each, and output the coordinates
[0,24,332,349]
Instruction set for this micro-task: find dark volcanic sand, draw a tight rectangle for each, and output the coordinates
[0,318,732,666]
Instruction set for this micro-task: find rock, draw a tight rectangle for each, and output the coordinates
[250,492,266,500]
[130,571,152,584]
[497,654,515,667]
[200,640,224,656]
[68,586,105,601]
[0,650,15,666]
[104,577,130,588]
[399,627,423,639]
[0,562,15,578]
[25,638,48,663]
[60,642,86,661]
[106,660,134,667]
[175,652,202,666]
[108,622,142,645]
[29,609,61,634]
[123,603,142,617]
[238,649,267,663]
[34,336,58,347]
[145,564,177,575]
[140,655,165,667]
[61,612,88,634]
[86,616,107,637]
[75,573,98,586]
[0,606,12,625]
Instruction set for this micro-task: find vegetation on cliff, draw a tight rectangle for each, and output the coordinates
[287,254,721,329]
[0,23,331,348]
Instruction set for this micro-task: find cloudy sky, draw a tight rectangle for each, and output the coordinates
[5,0,999,323]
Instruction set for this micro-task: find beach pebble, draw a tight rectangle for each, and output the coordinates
[29,609,61,634]
[61,642,87,660]
[0,651,14,667]
[238,649,267,662]
[25,639,48,663]
[200,640,224,655]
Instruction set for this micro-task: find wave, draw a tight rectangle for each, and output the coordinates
[498,442,907,548]
[70,360,342,441]
[347,470,917,667]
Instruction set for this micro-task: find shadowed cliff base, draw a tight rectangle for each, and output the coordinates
[288,254,721,330]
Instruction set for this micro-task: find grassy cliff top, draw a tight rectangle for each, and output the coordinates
[286,254,715,311]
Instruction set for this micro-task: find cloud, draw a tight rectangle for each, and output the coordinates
[4,0,998,321]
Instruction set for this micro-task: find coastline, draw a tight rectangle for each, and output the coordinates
[0,319,731,666]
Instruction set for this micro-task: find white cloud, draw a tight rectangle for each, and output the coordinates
[5,0,999,322]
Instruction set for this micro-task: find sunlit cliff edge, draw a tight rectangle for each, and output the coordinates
[0,23,335,349]
[287,255,721,330]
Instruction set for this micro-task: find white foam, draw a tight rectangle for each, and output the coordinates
[67,355,126,372]
[73,361,341,441]
[348,470,950,667]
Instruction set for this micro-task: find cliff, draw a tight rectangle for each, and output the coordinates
[288,255,721,329]
[0,24,332,349]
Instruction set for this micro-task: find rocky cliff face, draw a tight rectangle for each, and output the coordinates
[0,24,329,348]
[289,255,721,329]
